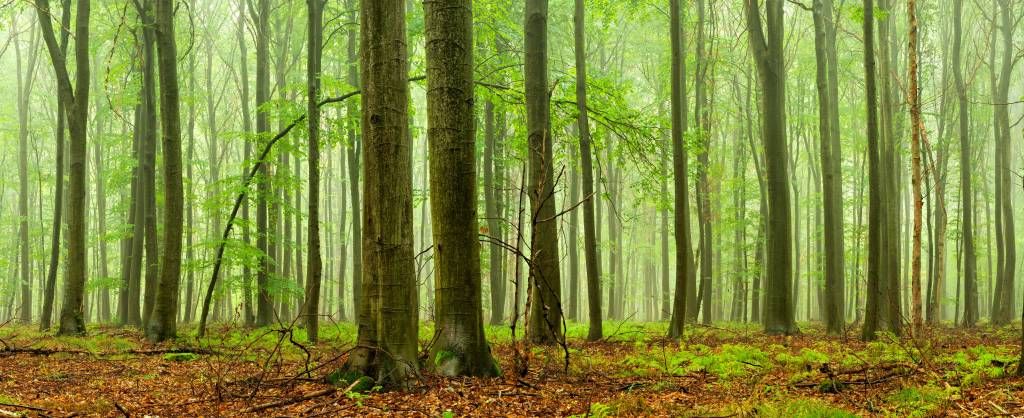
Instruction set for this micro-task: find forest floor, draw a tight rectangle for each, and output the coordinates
[0,320,1022,417]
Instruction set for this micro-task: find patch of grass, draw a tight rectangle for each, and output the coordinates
[887,384,956,417]
[757,398,856,418]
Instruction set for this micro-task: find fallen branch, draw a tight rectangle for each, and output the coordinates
[0,346,218,357]
[240,387,337,414]
[0,402,46,412]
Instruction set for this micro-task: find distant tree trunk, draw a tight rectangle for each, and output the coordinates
[183,50,197,323]
[237,0,255,326]
[15,14,40,324]
[303,0,324,343]
[254,0,274,327]
[667,0,695,339]
[35,0,91,335]
[342,0,418,388]
[484,98,507,325]
[811,0,845,334]
[146,0,184,342]
[694,0,713,325]
[346,0,362,325]
[525,0,563,345]
[566,141,580,323]
[573,0,603,340]
[745,0,795,335]
[907,0,924,335]
[952,0,978,327]
[423,0,498,376]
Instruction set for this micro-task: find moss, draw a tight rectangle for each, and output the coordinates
[163,352,199,362]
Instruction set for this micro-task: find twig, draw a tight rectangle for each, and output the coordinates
[240,387,338,413]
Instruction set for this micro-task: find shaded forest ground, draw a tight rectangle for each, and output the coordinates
[0,320,1022,417]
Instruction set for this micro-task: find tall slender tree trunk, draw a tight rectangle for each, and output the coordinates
[745,0,795,335]
[573,0,603,340]
[484,98,507,325]
[15,15,40,324]
[40,14,68,324]
[35,0,91,335]
[952,0,978,327]
[303,0,324,343]
[811,0,845,334]
[667,0,696,339]
[237,0,255,326]
[991,0,1016,326]
[146,0,184,342]
[345,0,362,325]
[254,0,274,327]
[862,0,890,340]
[525,0,563,345]
[907,0,924,335]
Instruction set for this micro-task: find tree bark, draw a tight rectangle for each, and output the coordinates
[744,0,795,335]
[36,0,91,335]
[423,0,498,376]
[342,0,419,388]
[668,0,696,339]
[525,0,563,345]
[573,0,603,340]
[303,0,324,343]
[146,0,184,342]
[952,0,978,327]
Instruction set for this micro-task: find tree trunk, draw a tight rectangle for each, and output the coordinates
[573,0,603,340]
[811,0,845,334]
[907,0,924,335]
[346,0,362,326]
[991,0,1016,326]
[146,0,184,342]
[423,0,498,376]
[862,0,891,340]
[15,15,40,324]
[254,0,274,327]
[303,0,324,343]
[952,0,978,327]
[342,0,419,388]
[667,0,696,339]
[745,0,795,335]
[525,0,563,345]
[35,0,91,335]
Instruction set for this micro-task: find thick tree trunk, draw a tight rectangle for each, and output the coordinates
[342,0,419,388]
[907,0,924,335]
[424,0,498,376]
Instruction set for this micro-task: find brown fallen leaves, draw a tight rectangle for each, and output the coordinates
[0,324,1021,417]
